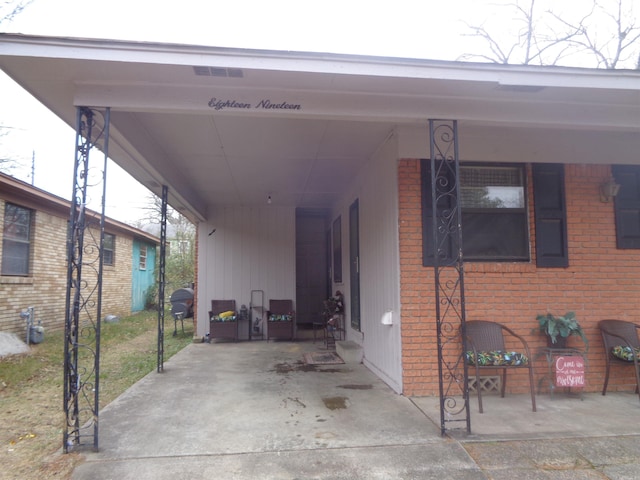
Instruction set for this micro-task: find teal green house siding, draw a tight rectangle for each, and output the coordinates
[132,240,157,312]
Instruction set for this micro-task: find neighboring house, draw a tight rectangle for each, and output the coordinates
[1,35,639,399]
[0,172,158,335]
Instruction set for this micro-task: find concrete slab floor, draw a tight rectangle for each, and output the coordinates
[70,340,640,479]
[71,341,482,479]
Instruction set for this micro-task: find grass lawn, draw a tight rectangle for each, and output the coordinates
[0,311,193,480]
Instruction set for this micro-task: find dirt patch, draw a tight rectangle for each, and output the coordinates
[0,353,80,480]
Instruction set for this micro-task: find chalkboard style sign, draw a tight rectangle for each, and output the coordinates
[555,356,585,387]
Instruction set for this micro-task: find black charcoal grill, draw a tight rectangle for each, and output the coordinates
[169,287,194,335]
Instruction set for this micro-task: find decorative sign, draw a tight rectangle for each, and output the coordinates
[208,97,302,111]
[555,356,585,387]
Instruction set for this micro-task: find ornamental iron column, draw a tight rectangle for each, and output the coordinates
[429,119,470,435]
[157,185,168,372]
[63,107,110,452]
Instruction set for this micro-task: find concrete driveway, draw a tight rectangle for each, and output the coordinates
[71,340,640,479]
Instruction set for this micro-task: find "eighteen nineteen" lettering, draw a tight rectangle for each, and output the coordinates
[208,97,301,111]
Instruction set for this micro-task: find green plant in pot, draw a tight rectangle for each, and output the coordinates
[536,311,589,350]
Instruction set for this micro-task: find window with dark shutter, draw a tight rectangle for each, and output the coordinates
[532,163,569,267]
[421,160,529,265]
[612,165,640,249]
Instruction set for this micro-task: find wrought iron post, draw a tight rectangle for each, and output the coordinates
[157,185,168,372]
[63,107,110,452]
[429,119,470,435]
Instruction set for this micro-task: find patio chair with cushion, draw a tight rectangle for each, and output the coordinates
[209,300,238,341]
[598,319,640,401]
[465,320,537,413]
[267,299,295,340]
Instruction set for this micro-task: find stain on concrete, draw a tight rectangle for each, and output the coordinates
[338,384,372,390]
[273,362,349,374]
[322,396,349,410]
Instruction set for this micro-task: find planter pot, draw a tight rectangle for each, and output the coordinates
[210,320,238,341]
[547,335,568,349]
[267,320,293,340]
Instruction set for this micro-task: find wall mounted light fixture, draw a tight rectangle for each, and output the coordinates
[267,195,272,205]
[600,177,621,203]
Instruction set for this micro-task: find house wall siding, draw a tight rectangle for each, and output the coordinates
[0,204,68,334]
[329,131,404,393]
[399,160,640,396]
[1,197,143,336]
[355,135,403,392]
[197,206,296,338]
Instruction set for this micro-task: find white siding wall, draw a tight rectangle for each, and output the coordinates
[333,132,403,393]
[398,124,640,164]
[197,206,296,336]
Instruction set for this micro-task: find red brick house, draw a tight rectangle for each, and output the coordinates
[1,34,639,399]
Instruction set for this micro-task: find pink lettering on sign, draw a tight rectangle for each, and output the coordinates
[555,356,585,387]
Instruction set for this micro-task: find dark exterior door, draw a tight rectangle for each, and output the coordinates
[296,210,328,325]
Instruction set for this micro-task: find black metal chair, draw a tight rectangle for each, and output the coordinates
[598,319,640,402]
[465,320,537,413]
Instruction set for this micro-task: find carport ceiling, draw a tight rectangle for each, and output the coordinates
[1,34,639,222]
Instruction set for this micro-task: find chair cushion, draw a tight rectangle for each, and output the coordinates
[466,350,529,366]
[211,313,237,322]
[611,345,640,362]
[268,314,292,322]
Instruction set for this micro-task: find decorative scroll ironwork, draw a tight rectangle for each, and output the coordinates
[429,119,470,435]
[157,185,168,372]
[63,107,111,452]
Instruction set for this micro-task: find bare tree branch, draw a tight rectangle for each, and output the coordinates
[462,0,640,69]
[0,0,33,25]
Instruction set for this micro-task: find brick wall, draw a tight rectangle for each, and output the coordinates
[399,160,640,396]
[0,199,134,336]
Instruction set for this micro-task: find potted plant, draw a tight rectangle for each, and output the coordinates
[323,290,344,320]
[323,291,345,334]
[536,311,588,350]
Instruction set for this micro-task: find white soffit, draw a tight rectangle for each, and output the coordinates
[0,34,639,220]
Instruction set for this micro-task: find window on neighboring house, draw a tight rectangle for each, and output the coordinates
[422,162,529,263]
[104,233,115,266]
[139,244,147,270]
[612,165,640,249]
[2,203,33,276]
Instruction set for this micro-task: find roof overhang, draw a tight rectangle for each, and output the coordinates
[1,34,639,222]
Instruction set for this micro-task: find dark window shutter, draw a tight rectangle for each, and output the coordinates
[612,165,640,249]
[532,163,568,267]
[421,159,453,266]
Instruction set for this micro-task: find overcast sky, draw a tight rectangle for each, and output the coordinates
[0,0,636,223]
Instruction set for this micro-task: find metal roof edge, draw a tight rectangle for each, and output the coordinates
[1,33,639,90]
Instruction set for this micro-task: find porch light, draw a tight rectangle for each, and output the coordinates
[267,195,272,205]
[600,177,621,203]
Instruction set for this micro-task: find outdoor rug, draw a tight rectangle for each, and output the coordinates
[303,351,344,365]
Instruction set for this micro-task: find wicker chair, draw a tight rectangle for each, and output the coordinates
[266,299,295,341]
[209,300,238,341]
[598,319,640,401]
[465,320,537,413]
